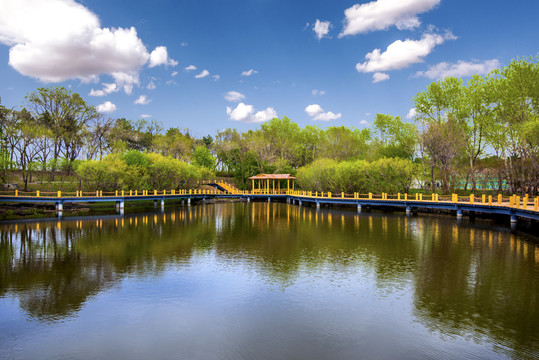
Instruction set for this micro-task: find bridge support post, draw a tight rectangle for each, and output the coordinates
[316,201,320,208]
[187,197,191,206]
[510,215,517,224]
[161,199,165,208]
[357,204,362,213]
[299,200,302,207]
[154,200,158,208]
[268,197,271,203]
[118,200,124,209]
[247,197,250,202]
[457,209,463,219]
[56,202,63,211]
[406,206,411,216]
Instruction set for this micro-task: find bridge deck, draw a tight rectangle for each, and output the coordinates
[0,192,538,223]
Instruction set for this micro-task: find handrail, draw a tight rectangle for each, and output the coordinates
[1,189,538,212]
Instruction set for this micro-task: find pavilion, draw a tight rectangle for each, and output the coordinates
[248,174,296,194]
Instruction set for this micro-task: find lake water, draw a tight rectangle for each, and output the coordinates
[0,202,538,359]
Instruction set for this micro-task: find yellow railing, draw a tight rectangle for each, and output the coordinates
[2,188,538,212]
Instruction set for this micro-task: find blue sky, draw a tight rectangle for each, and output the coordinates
[0,0,538,137]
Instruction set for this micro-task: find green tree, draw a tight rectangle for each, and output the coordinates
[192,145,216,171]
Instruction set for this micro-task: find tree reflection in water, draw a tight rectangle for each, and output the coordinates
[0,202,537,358]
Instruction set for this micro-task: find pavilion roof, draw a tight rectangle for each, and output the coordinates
[248,173,296,180]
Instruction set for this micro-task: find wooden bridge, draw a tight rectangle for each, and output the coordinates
[1,180,538,226]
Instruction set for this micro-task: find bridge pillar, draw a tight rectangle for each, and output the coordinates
[154,200,158,208]
[316,201,320,208]
[56,202,63,211]
[510,215,517,224]
[161,199,165,208]
[247,197,250,202]
[187,197,191,206]
[268,197,271,203]
[299,200,302,207]
[357,204,362,213]
[456,209,463,219]
[406,206,411,216]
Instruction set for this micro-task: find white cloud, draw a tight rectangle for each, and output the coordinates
[166,79,177,86]
[171,71,178,77]
[195,69,210,78]
[96,101,117,113]
[406,108,417,119]
[241,69,258,77]
[313,19,331,40]
[185,64,197,71]
[359,120,370,125]
[372,72,390,83]
[112,71,139,95]
[141,114,152,118]
[356,32,455,74]
[312,89,326,96]
[224,91,246,102]
[134,95,151,105]
[148,46,178,68]
[213,75,220,81]
[0,0,150,90]
[181,42,188,47]
[415,59,500,79]
[146,79,156,90]
[89,82,117,96]
[226,102,277,123]
[339,0,440,37]
[305,104,342,121]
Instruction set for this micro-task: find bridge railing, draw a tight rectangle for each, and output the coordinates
[1,189,538,212]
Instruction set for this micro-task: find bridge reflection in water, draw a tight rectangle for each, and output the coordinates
[0,202,538,359]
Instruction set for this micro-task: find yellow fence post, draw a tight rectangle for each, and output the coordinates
[341,192,344,199]
[328,192,332,198]
[498,194,502,204]
[36,190,40,197]
[482,194,486,203]
[452,194,457,203]
[488,195,492,206]
[58,191,61,198]
[470,194,474,204]
[100,190,103,197]
[115,190,118,196]
[122,190,125,196]
[535,197,538,211]
[404,193,407,201]
[419,193,422,201]
[415,193,418,201]
[15,190,18,197]
[515,196,520,208]
[369,192,372,200]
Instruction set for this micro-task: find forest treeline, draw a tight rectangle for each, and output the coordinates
[0,57,538,194]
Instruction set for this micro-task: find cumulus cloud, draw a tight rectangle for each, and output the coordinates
[406,108,417,119]
[96,101,117,113]
[241,69,258,76]
[134,95,151,105]
[226,102,277,123]
[339,0,440,37]
[415,59,500,79]
[312,89,326,96]
[148,46,178,68]
[195,69,210,78]
[171,71,178,77]
[359,120,370,125]
[305,104,342,121]
[89,82,117,97]
[356,32,456,74]
[313,19,331,40]
[184,65,197,71]
[372,72,390,83]
[0,0,152,91]
[146,79,157,90]
[141,114,152,118]
[213,75,220,81]
[224,91,246,102]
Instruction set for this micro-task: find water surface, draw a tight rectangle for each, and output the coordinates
[1,202,538,359]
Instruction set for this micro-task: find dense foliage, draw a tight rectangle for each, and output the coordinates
[1,57,538,194]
